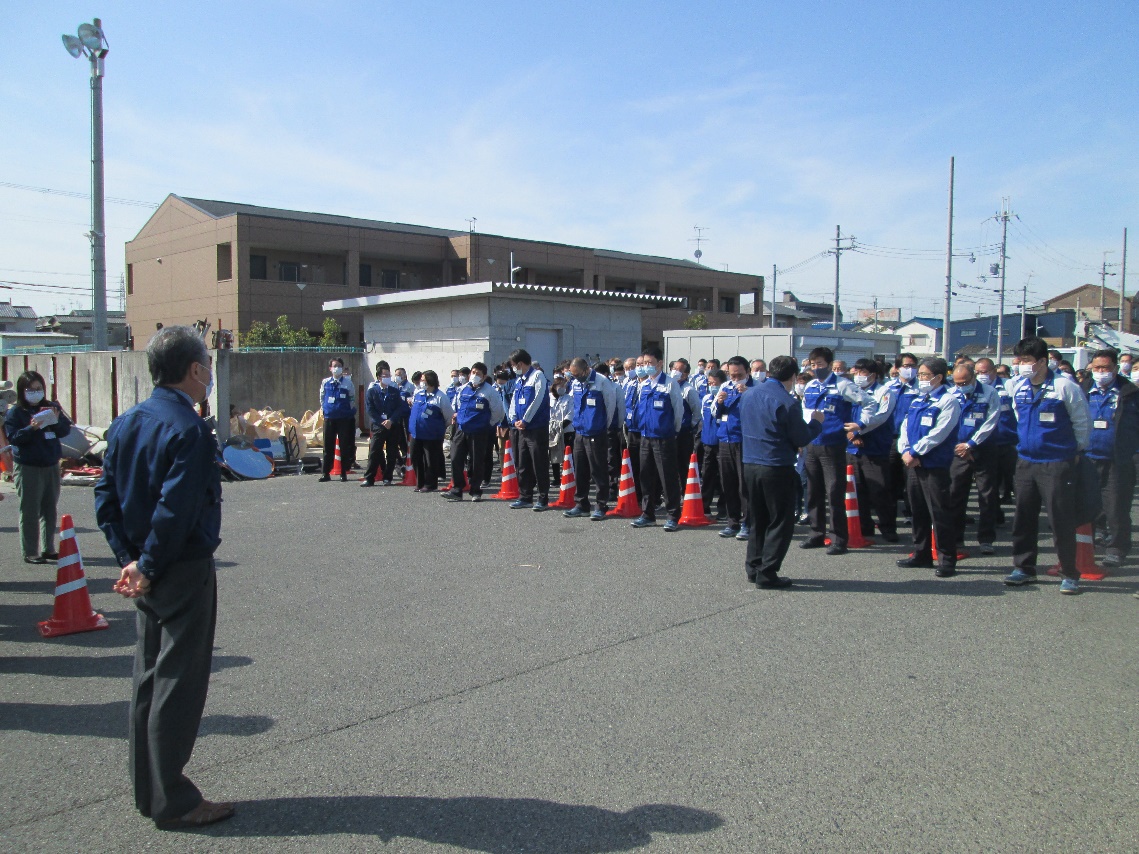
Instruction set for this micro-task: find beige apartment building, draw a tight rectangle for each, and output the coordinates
[124,195,765,349]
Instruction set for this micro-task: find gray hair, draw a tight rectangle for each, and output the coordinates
[148,326,208,386]
[918,357,949,381]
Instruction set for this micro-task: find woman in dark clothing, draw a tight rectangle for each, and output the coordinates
[4,371,72,563]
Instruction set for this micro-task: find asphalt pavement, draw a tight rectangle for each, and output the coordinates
[2,464,1138,853]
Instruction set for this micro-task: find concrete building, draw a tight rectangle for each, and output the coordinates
[37,308,128,349]
[894,317,943,356]
[1043,283,1135,333]
[324,281,681,379]
[124,195,766,351]
[664,327,901,368]
[0,303,37,333]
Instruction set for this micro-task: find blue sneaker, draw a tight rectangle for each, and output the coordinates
[563,507,587,518]
[630,515,656,528]
[590,508,605,521]
[663,520,679,532]
[719,525,741,538]
[509,499,533,510]
[1003,569,1038,586]
[1059,577,1081,595]
[736,525,750,541]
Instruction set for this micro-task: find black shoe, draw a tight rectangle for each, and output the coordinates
[41,550,59,561]
[441,490,463,501]
[880,531,899,543]
[359,480,374,488]
[340,475,348,482]
[897,556,934,568]
[935,567,957,578]
[799,536,826,549]
[757,576,793,589]
[318,475,331,482]
[826,544,848,556]
[23,555,47,565]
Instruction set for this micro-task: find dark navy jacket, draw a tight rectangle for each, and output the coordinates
[1086,375,1139,462]
[741,378,822,466]
[365,381,409,429]
[4,403,72,467]
[94,387,222,581]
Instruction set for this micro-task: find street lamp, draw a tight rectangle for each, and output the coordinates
[61,18,110,351]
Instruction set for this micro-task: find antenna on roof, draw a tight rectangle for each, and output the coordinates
[690,226,708,264]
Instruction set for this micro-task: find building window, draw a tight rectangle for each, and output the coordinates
[126,264,133,295]
[360,264,373,287]
[719,295,736,313]
[279,262,300,282]
[250,254,268,279]
[381,269,400,289]
[216,243,232,280]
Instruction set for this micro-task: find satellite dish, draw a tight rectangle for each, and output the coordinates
[77,22,103,52]
[223,446,273,480]
[694,249,703,261]
[61,34,83,57]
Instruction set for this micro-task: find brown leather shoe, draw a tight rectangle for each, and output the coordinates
[155,799,235,831]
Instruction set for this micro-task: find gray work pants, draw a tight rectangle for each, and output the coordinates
[13,462,60,558]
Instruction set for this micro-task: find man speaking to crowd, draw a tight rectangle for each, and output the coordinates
[94,326,233,831]
[739,355,824,588]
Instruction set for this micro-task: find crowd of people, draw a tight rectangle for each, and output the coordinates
[319,337,1139,594]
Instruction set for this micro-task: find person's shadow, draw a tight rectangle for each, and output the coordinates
[207,796,723,852]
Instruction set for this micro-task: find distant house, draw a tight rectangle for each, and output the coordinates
[1043,283,1135,334]
[894,317,943,356]
[37,309,128,349]
[738,294,817,329]
[780,291,841,325]
[0,303,37,333]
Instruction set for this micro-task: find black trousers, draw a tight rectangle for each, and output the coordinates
[1094,456,1135,558]
[850,452,896,536]
[995,442,1017,502]
[513,427,550,503]
[131,558,217,822]
[322,415,356,475]
[676,429,695,498]
[717,441,747,526]
[607,426,623,497]
[574,432,610,510]
[625,430,643,504]
[639,435,681,521]
[948,442,999,545]
[701,441,724,516]
[363,421,405,483]
[1012,458,1078,579]
[449,428,491,497]
[744,464,799,581]
[805,443,848,545]
[906,465,957,568]
[410,436,445,488]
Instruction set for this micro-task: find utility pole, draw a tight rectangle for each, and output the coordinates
[770,264,777,329]
[1121,228,1129,333]
[1020,284,1027,345]
[992,201,1013,363]
[1099,251,1118,326]
[830,225,855,330]
[943,157,954,359]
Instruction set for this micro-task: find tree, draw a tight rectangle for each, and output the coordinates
[240,315,314,347]
[319,316,346,348]
[683,313,709,330]
[242,319,279,346]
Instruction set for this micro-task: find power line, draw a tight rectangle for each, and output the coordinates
[0,180,158,208]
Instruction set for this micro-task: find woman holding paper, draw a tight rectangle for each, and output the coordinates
[4,371,71,564]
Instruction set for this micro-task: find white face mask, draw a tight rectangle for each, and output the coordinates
[793,383,806,396]
[25,390,45,405]
[670,369,683,380]
[1093,371,1114,386]
[1048,359,1060,371]
[198,366,214,401]
[1018,362,1036,377]
[418,382,427,390]
[918,379,933,394]
[899,366,916,381]
[708,385,721,395]
[853,374,870,388]
[643,364,658,378]
[331,365,343,378]
[976,373,993,385]
[380,375,393,386]
[470,374,484,386]
[751,371,766,382]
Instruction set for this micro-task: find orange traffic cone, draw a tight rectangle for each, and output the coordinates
[844,464,874,548]
[492,440,520,500]
[1046,523,1103,580]
[678,453,709,527]
[329,436,343,476]
[38,515,108,638]
[607,449,640,518]
[399,448,417,487]
[447,470,471,492]
[551,445,577,509]
[931,529,968,562]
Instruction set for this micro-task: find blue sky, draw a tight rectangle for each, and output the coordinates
[3,2,1136,322]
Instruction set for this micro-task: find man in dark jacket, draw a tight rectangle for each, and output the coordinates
[361,360,410,487]
[740,355,824,588]
[94,326,232,830]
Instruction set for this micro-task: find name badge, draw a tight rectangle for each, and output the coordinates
[327,396,336,404]
[824,404,835,413]
[586,398,597,407]
[1094,420,1109,429]
[44,431,56,440]
[965,415,980,425]
[721,415,729,422]
[1039,411,1055,423]
[920,416,934,427]
[653,399,664,410]
[475,401,486,410]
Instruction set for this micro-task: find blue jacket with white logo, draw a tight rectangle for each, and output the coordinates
[1010,374,1090,463]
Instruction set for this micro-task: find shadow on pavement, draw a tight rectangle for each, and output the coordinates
[0,653,253,678]
[0,701,274,738]
[205,796,723,851]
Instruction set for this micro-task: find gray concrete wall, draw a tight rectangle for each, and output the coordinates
[489,296,641,364]
[363,297,492,380]
[664,327,902,367]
